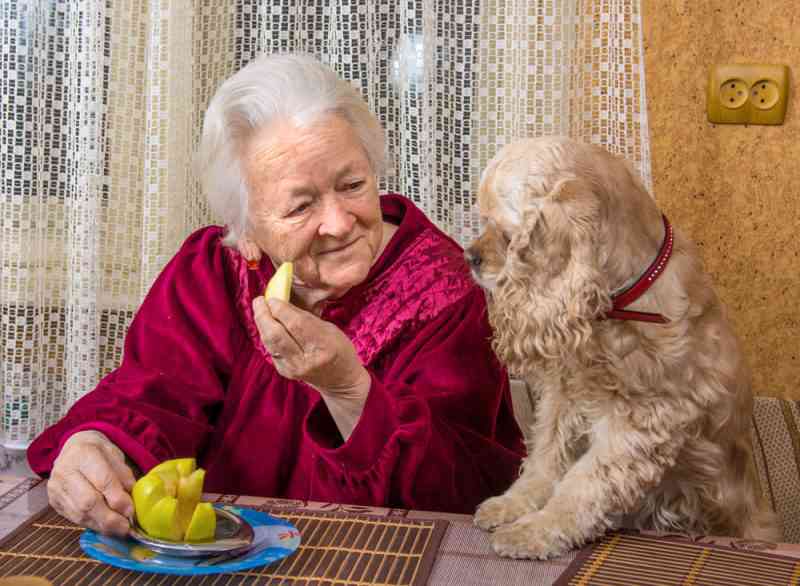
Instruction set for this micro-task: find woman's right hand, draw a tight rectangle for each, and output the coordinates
[47,430,136,537]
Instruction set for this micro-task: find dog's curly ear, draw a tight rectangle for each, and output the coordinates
[507,177,583,255]
[551,177,610,324]
[566,271,609,322]
[489,176,611,370]
[548,177,602,235]
[547,176,582,199]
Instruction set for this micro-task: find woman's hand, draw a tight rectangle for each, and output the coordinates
[253,296,371,439]
[48,430,135,537]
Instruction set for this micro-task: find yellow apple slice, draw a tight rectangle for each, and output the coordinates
[175,468,204,533]
[150,457,196,477]
[184,502,216,542]
[132,457,216,542]
[132,472,165,512]
[265,261,293,302]
[140,494,182,541]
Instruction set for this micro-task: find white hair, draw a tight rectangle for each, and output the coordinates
[196,52,387,246]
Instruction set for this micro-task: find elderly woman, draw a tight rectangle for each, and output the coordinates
[28,53,524,537]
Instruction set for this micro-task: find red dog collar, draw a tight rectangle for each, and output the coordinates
[605,215,673,324]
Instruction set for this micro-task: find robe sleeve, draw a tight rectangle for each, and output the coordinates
[304,286,525,514]
[27,227,244,476]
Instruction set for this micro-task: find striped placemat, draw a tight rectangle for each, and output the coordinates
[554,531,800,586]
[0,505,447,585]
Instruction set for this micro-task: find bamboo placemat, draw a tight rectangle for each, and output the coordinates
[554,531,800,586]
[0,505,447,585]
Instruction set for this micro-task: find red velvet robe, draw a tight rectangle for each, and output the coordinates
[28,194,525,514]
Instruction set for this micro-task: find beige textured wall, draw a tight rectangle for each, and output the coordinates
[642,0,799,398]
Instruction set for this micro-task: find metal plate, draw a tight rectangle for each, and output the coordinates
[128,506,254,558]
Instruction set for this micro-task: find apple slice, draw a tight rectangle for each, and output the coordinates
[184,502,216,541]
[132,457,216,542]
[265,261,293,302]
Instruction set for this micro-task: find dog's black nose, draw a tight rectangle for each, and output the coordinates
[465,248,482,269]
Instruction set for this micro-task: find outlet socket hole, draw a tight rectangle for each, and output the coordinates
[751,79,780,110]
[719,78,749,109]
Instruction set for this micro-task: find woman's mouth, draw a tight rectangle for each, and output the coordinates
[318,238,360,255]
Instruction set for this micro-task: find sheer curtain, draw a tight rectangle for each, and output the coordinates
[473,0,651,188]
[0,0,649,446]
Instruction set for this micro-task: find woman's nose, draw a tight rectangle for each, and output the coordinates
[318,197,356,237]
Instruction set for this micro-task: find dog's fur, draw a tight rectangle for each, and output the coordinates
[466,137,778,559]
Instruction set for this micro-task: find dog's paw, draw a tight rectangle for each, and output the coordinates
[489,513,572,560]
[474,495,534,531]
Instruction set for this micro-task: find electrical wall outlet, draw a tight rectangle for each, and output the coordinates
[707,64,790,125]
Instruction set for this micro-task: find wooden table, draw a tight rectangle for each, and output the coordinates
[2,473,799,585]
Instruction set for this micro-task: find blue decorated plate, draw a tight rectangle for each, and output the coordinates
[80,505,301,576]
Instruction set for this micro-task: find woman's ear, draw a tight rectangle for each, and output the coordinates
[236,237,263,269]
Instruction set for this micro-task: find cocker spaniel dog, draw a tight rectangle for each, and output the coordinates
[466,137,778,559]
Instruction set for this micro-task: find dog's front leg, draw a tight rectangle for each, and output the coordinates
[489,418,684,559]
[475,390,573,530]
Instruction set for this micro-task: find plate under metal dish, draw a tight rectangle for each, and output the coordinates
[129,506,255,558]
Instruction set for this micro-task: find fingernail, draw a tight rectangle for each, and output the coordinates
[247,259,259,270]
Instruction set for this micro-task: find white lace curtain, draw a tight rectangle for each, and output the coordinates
[0,0,650,446]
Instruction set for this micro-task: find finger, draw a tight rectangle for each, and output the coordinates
[252,295,273,322]
[265,299,316,348]
[83,501,131,536]
[254,300,302,357]
[265,297,303,324]
[112,460,136,495]
[91,503,132,537]
[101,443,137,493]
[47,478,72,520]
[103,468,135,521]
[50,475,88,525]
[258,317,296,356]
[60,472,130,536]
[79,450,135,520]
[252,296,282,341]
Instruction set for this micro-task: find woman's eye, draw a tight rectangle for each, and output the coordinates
[287,202,311,217]
[343,181,364,191]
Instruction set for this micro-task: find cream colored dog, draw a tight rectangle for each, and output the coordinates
[465,137,778,559]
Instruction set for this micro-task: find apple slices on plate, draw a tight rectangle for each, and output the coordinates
[132,458,216,542]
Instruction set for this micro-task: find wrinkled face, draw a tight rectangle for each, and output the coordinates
[242,114,384,300]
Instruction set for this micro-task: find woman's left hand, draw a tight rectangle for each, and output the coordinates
[252,296,371,438]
